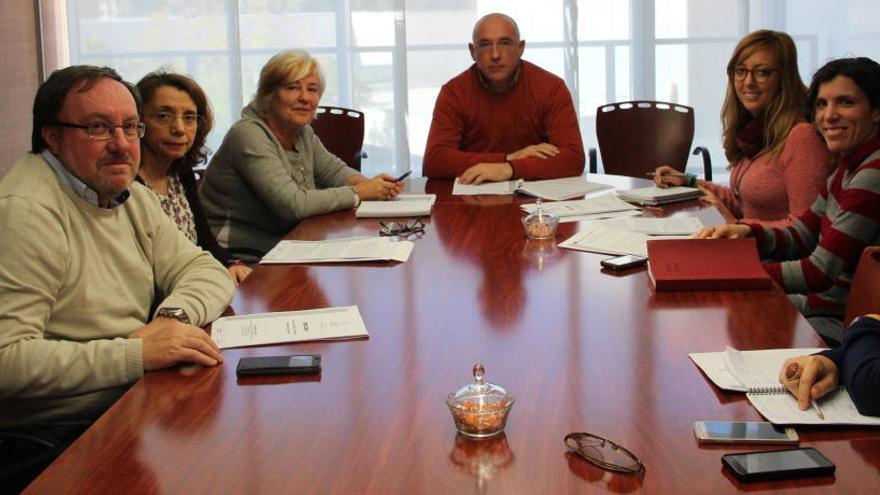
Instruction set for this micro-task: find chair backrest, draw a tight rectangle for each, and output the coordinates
[310,106,366,171]
[844,246,880,327]
[596,101,695,179]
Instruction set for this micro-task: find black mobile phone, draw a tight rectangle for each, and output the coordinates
[722,448,835,482]
[236,355,321,376]
[600,255,648,270]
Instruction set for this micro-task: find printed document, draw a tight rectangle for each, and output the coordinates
[520,193,640,217]
[600,216,705,235]
[356,194,436,218]
[559,221,681,257]
[453,177,611,200]
[260,237,414,264]
[212,306,368,349]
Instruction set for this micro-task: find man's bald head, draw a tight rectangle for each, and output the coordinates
[472,13,520,44]
[469,13,525,93]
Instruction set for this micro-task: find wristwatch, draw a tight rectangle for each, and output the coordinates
[156,307,191,325]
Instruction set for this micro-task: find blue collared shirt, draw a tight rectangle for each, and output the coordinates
[41,150,130,208]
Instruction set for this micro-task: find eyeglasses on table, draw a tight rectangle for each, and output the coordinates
[564,432,645,474]
[379,218,425,237]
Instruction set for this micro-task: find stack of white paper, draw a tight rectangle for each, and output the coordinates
[212,306,368,349]
[558,221,683,257]
[260,236,414,264]
[356,194,436,218]
[520,193,640,223]
[599,216,705,235]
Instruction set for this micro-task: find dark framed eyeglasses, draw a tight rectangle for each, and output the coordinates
[379,218,425,237]
[732,67,777,83]
[564,432,645,474]
[55,121,145,141]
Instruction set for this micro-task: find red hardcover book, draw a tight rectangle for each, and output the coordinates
[646,238,772,290]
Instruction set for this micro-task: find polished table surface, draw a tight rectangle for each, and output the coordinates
[26,176,880,494]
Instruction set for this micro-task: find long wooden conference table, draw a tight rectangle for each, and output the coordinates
[26,175,880,493]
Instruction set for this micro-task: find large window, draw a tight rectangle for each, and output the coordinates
[43,0,880,179]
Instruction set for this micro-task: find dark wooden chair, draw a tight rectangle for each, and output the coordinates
[310,106,367,171]
[589,100,712,181]
[844,246,880,328]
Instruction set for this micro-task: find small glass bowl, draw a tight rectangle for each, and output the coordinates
[446,363,515,438]
[521,199,559,240]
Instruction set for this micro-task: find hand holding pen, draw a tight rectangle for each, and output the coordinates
[779,357,840,419]
[650,166,691,188]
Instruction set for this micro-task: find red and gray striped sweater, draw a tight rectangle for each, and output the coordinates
[749,135,880,317]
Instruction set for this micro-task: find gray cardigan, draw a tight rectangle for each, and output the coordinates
[200,102,360,260]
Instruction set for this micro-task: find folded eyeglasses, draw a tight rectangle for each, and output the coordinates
[564,432,645,474]
[379,218,425,237]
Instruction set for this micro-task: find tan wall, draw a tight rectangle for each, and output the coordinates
[0,2,40,178]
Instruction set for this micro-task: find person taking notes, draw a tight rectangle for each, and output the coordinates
[654,30,831,226]
[779,314,880,416]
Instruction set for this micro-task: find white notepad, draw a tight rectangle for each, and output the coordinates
[690,347,880,425]
[616,185,701,206]
[356,194,436,218]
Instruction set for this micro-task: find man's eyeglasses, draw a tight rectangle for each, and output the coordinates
[55,121,145,141]
[732,67,778,83]
[473,39,518,53]
[564,432,645,474]
[147,112,205,128]
[379,218,425,237]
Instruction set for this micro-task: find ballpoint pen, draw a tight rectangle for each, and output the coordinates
[811,399,826,420]
[644,171,688,178]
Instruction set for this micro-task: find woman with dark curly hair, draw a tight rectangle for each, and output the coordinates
[136,71,251,284]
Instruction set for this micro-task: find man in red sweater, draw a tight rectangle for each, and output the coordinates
[423,13,586,184]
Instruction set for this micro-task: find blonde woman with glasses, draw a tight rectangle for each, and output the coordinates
[655,30,832,227]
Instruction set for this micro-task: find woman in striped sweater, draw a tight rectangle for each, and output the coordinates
[698,57,880,345]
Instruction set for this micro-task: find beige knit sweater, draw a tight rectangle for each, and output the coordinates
[0,153,234,428]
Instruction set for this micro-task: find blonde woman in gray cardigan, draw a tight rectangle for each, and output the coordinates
[201,50,401,261]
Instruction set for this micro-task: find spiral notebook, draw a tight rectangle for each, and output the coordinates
[616,185,701,206]
[690,347,880,425]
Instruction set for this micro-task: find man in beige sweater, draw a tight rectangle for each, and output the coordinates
[0,66,234,432]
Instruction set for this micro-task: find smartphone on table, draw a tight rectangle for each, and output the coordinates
[694,421,798,445]
[600,255,648,270]
[236,354,321,376]
[722,447,835,482]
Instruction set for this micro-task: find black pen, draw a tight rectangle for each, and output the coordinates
[395,170,412,182]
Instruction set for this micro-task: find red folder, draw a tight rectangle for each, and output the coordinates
[646,238,772,290]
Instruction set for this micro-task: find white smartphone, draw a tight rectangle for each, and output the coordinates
[694,421,799,445]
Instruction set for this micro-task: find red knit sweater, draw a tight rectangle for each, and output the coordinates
[423,61,585,180]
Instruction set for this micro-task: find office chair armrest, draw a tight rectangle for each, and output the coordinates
[588,148,598,174]
[692,146,712,182]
